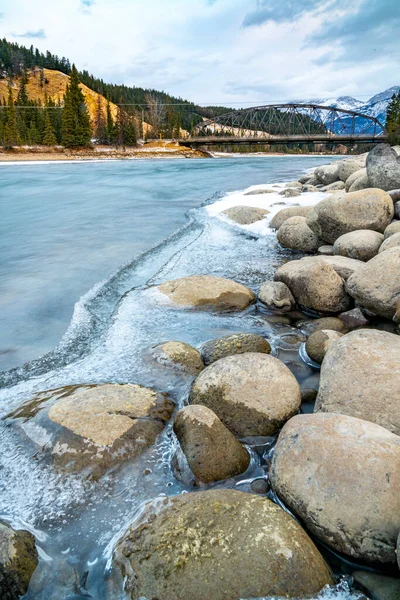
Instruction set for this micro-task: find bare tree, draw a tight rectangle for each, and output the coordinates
[145,93,166,138]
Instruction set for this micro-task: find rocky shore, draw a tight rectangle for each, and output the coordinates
[2,144,400,599]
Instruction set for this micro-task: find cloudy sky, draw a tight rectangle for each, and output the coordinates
[1,0,399,105]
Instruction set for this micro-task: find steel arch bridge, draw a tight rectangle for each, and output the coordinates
[186,103,388,146]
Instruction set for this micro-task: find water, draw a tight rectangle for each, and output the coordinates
[0,156,368,599]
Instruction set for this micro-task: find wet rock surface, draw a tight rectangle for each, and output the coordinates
[222,205,269,224]
[277,215,322,252]
[0,522,38,600]
[152,340,204,374]
[269,205,314,229]
[112,489,334,600]
[200,332,271,365]
[305,329,344,364]
[333,229,384,261]
[258,280,295,312]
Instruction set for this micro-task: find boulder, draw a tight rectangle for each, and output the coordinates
[395,201,400,219]
[189,353,301,437]
[311,255,364,279]
[346,247,400,319]
[301,388,318,403]
[305,329,344,364]
[157,275,255,311]
[152,341,204,374]
[200,333,271,366]
[379,232,400,253]
[321,180,345,192]
[112,489,333,600]
[298,316,349,335]
[388,189,400,203]
[315,329,400,436]
[173,405,250,483]
[352,571,400,600]
[338,159,366,183]
[279,187,301,198]
[307,188,394,244]
[258,281,295,312]
[270,413,400,564]
[299,174,312,184]
[348,172,370,192]
[270,205,314,230]
[274,259,351,314]
[367,144,400,191]
[339,307,369,328]
[345,168,367,191]
[244,188,275,195]
[302,184,319,192]
[318,245,334,255]
[0,522,38,600]
[333,230,384,261]
[285,181,303,189]
[277,216,322,253]
[384,220,400,238]
[222,205,269,225]
[315,163,340,185]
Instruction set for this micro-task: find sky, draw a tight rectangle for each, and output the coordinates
[0,0,399,105]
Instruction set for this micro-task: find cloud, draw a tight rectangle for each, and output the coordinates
[13,28,46,38]
[242,0,326,27]
[81,0,95,6]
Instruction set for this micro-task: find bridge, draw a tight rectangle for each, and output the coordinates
[183,103,388,147]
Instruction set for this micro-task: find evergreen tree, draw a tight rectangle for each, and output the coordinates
[386,92,400,145]
[42,110,57,145]
[61,65,92,147]
[94,95,106,143]
[106,99,114,144]
[3,87,19,148]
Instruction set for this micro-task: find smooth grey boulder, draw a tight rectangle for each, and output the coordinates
[388,189,400,202]
[338,159,366,183]
[258,280,295,312]
[315,163,340,185]
[346,247,400,319]
[353,571,400,600]
[190,353,301,437]
[367,144,400,191]
[173,405,250,483]
[270,413,400,564]
[395,201,400,219]
[112,489,333,600]
[152,341,204,374]
[279,187,301,198]
[302,184,319,192]
[384,220,400,238]
[333,229,384,261]
[299,316,349,335]
[200,332,271,366]
[277,216,322,252]
[315,329,400,436]
[345,167,367,191]
[348,172,370,192]
[305,329,344,364]
[379,232,400,253]
[339,307,369,328]
[307,188,394,244]
[0,522,38,600]
[222,205,269,224]
[321,180,345,192]
[299,174,312,184]
[285,181,302,189]
[298,255,364,280]
[244,188,275,195]
[318,245,334,255]
[270,205,314,229]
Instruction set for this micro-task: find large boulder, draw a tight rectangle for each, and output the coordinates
[348,172,370,192]
[307,189,394,244]
[157,275,255,311]
[299,316,349,335]
[305,329,344,364]
[338,159,366,183]
[270,205,314,230]
[315,329,400,436]
[277,216,321,252]
[222,205,269,225]
[112,489,333,600]
[270,413,400,564]
[258,280,295,312]
[200,332,271,366]
[321,180,345,192]
[367,144,400,191]
[352,571,400,600]
[189,353,301,437]
[315,163,340,185]
[346,247,400,319]
[379,232,400,253]
[0,522,38,600]
[279,187,300,198]
[384,220,400,239]
[152,341,204,374]
[173,405,250,483]
[333,230,384,261]
[345,168,366,191]
[274,259,352,314]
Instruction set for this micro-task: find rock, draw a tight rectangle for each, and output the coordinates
[352,571,400,600]
[346,248,400,319]
[244,188,275,195]
[200,333,271,366]
[384,220,400,239]
[305,329,344,364]
[298,316,349,335]
[318,245,334,255]
[112,489,333,600]
[258,281,295,312]
[250,478,270,494]
[302,184,319,192]
[152,341,204,374]
[315,329,400,435]
[173,405,250,483]
[0,522,38,600]
[157,275,255,311]
[285,181,303,189]
[338,159,366,183]
[333,230,384,261]
[279,187,301,198]
[307,188,394,244]
[274,259,351,314]
[270,413,400,564]
[388,189,400,203]
[367,144,400,191]
[189,353,301,437]
[312,255,364,279]
[345,168,367,191]
[395,201,400,219]
[301,388,318,403]
[339,307,369,328]
[315,163,340,185]
[321,180,346,192]
[277,216,322,253]
[379,232,400,253]
[222,205,269,225]
[270,206,314,230]
[348,172,370,192]
[299,174,312,184]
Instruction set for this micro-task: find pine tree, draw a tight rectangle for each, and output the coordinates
[174,111,181,139]
[106,99,114,144]
[386,92,400,145]
[3,87,19,148]
[61,65,92,147]
[42,110,57,145]
[94,94,106,143]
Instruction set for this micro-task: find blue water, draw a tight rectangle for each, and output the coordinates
[0,156,331,371]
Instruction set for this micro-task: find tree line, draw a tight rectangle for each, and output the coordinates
[386,91,400,144]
